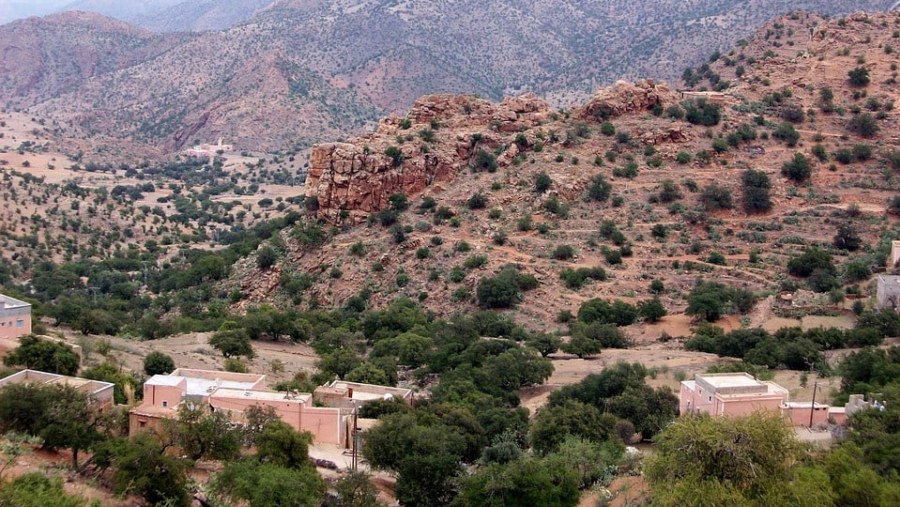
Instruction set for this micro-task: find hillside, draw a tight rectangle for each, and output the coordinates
[229,11,900,331]
[1,0,894,156]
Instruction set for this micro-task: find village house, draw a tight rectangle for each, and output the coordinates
[679,372,865,427]
[0,293,31,340]
[129,368,412,447]
[0,369,115,408]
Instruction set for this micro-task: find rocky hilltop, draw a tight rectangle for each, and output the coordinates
[231,11,899,330]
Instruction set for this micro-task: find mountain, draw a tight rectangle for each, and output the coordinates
[226,11,899,327]
[0,12,191,108]
[1,0,896,156]
[134,0,276,33]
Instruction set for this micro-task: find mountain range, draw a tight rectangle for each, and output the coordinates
[0,0,897,155]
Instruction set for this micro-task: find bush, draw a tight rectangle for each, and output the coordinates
[683,99,722,126]
[700,184,733,211]
[534,172,552,193]
[476,265,536,309]
[676,151,692,164]
[787,247,835,278]
[639,297,667,323]
[600,122,616,136]
[657,180,682,203]
[780,153,811,182]
[472,149,498,172]
[833,223,861,251]
[560,267,607,289]
[773,122,800,146]
[463,255,488,270]
[384,146,403,166]
[467,192,488,209]
[742,169,772,214]
[848,67,870,86]
[586,175,612,202]
[847,113,879,138]
[3,336,80,376]
[552,245,576,260]
[256,245,278,270]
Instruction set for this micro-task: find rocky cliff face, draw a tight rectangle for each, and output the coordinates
[306,92,553,222]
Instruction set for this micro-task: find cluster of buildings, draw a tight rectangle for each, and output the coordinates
[130,369,411,446]
[185,138,234,159]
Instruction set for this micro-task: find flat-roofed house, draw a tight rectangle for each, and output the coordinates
[129,368,348,445]
[0,369,115,408]
[313,380,413,409]
[679,373,789,418]
[0,294,31,340]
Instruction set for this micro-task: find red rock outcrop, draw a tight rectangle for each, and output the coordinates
[306,92,551,222]
[576,79,680,121]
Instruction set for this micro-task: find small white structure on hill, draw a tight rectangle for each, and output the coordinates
[186,138,234,159]
[890,241,900,271]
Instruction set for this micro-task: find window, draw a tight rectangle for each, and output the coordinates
[162,401,168,408]
[16,320,23,328]
[708,396,712,402]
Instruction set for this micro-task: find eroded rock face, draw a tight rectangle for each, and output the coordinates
[576,79,680,121]
[306,92,551,222]
[306,142,457,222]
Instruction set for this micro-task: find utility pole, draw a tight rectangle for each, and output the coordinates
[809,381,819,428]
[351,401,359,472]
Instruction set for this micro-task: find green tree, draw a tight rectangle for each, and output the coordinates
[788,247,836,278]
[834,222,862,251]
[329,472,388,507]
[586,174,612,202]
[700,184,733,211]
[0,473,88,507]
[527,333,562,357]
[209,321,255,358]
[362,413,467,506]
[454,456,581,507]
[143,351,175,375]
[530,400,615,455]
[210,460,325,507]
[639,297,667,323]
[561,334,602,359]
[3,335,80,375]
[317,348,363,380]
[97,433,190,506]
[255,420,313,469]
[646,413,828,507]
[166,404,242,461]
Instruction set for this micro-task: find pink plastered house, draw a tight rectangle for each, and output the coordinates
[680,372,863,427]
[129,368,371,446]
[680,373,789,417]
[0,294,31,340]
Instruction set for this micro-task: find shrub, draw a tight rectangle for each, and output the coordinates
[463,255,489,269]
[600,122,616,136]
[144,352,175,376]
[472,149,498,172]
[657,180,682,203]
[811,144,828,162]
[476,265,537,308]
[847,113,879,138]
[700,184,733,211]
[586,175,612,202]
[773,122,800,146]
[639,297,667,323]
[742,169,772,214]
[683,99,722,126]
[384,146,403,166]
[552,245,576,261]
[651,224,668,240]
[833,223,861,251]
[781,105,805,123]
[847,67,870,86]
[787,247,835,277]
[613,162,638,179]
[780,153,811,182]
[676,151,692,164]
[256,245,278,270]
[560,267,607,289]
[467,192,488,209]
[534,172,553,193]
